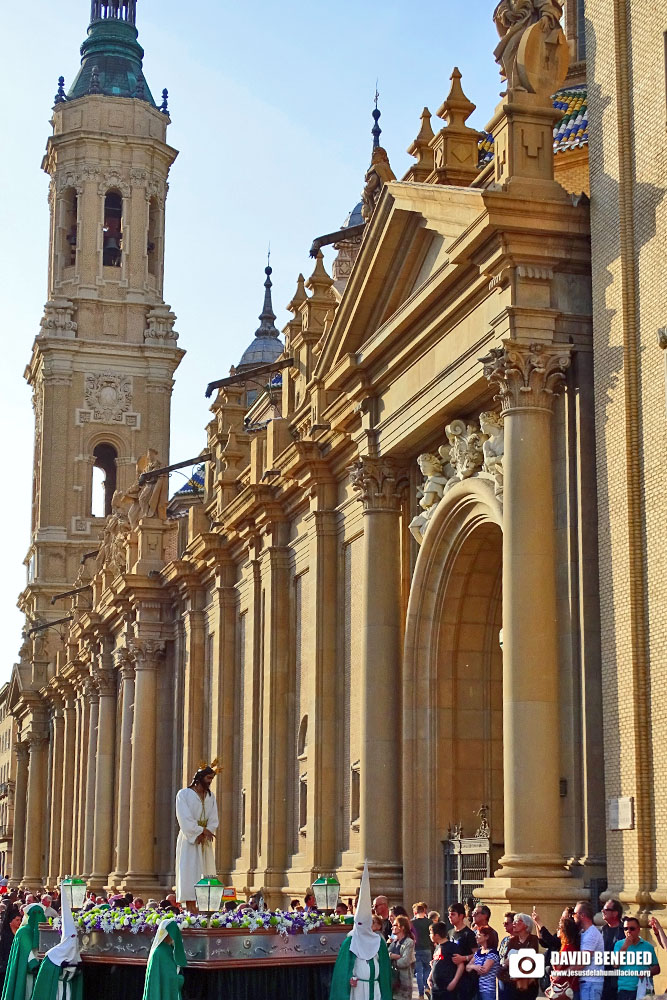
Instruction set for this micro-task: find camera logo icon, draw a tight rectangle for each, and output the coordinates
[509,949,545,979]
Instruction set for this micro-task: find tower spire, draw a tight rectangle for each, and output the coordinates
[254,262,280,340]
[372,83,382,150]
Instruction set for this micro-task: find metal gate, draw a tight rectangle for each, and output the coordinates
[443,809,491,910]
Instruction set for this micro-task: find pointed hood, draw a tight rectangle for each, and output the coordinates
[45,887,80,968]
[148,918,187,970]
[22,903,46,950]
[349,861,380,961]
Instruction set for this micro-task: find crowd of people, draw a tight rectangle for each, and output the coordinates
[358,895,665,1000]
[1,881,666,1000]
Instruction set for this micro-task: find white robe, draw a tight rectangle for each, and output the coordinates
[175,787,219,903]
[351,953,381,1000]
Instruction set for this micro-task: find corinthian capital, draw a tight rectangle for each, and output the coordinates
[128,637,166,669]
[348,457,408,512]
[481,341,571,413]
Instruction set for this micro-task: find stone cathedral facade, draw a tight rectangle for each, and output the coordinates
[8,0,667,937]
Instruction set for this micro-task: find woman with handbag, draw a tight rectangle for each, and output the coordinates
[389,915,416,999]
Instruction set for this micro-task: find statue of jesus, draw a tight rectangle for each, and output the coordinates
[175,762,220,911]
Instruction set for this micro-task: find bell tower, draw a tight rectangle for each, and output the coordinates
[21,0,183,637]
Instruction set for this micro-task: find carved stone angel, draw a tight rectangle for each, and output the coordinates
[408,450,456,544]
[493,0,564,91]
[479,410,504,494]
[361,147,396,221]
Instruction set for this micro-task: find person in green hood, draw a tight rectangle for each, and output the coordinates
[1,902,45,1000]
[31,886,82,1000]
[142,918,187,1000]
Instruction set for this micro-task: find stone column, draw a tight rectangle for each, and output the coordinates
[73,684,90,875]
[82,681,99,878]
[258,520,291,899]
[182,587,206,785]
[90,670,117,889]
[110,653,134,884]
[11,743,28,883]
[59,694,76,879]
[124,639,164,894]
[350,457,407,898]
[23,733,49,886]
[47,700,65,884]
[306,497,339,874]
[481,341,580,917]
[211,562,236,882]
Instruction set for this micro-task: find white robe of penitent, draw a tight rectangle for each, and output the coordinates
[175,787,219,903]
[351,953,381,1000]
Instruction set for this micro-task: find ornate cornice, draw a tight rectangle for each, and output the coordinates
[348,457,409,512]
[481,340,571,413]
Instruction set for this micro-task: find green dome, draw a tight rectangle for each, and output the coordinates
[67,14,155,104]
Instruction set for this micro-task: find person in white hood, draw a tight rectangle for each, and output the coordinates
[329,862,392,1000]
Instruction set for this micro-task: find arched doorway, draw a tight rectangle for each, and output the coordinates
[402,479,503,909]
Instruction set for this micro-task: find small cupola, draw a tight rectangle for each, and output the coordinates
[66,0,156,104]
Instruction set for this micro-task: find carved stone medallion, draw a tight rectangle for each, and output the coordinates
[84,372,133,423]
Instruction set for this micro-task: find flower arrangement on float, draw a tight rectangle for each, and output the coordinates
[50,905,347,937]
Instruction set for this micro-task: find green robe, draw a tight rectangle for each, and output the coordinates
[31,962,83,1000]
[1,907,44,1000]
[329,936,392,1000]
[142,921,187,1000]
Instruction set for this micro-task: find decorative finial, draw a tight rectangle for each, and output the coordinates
[89,66,101,95]
[287,274,308,314]
[160,88,169,115]
[54,76,67,105]
[372,82,382,149]
[134,77,145,100]
[403,107,435,182]
[267,242,271,269]
[254,259,280,340]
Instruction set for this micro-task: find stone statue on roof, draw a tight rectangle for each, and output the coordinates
[493,0,564,93]
[361,147,396,222]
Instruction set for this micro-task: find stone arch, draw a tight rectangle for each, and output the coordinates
[402,478,503,908]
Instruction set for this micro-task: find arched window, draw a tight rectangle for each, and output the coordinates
[91,443,118,517]
[62,188,78,266]
[297,715,308,757]
[103,191,123,267]
[147,196,159,277]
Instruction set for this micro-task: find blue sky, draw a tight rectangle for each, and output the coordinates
[0,0,501,681]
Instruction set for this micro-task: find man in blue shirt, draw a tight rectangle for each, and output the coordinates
[613,916,660,1000]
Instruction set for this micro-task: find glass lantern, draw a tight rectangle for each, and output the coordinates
[194,876,225,913]
[60,877,87,910]
[312,874,340,912]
